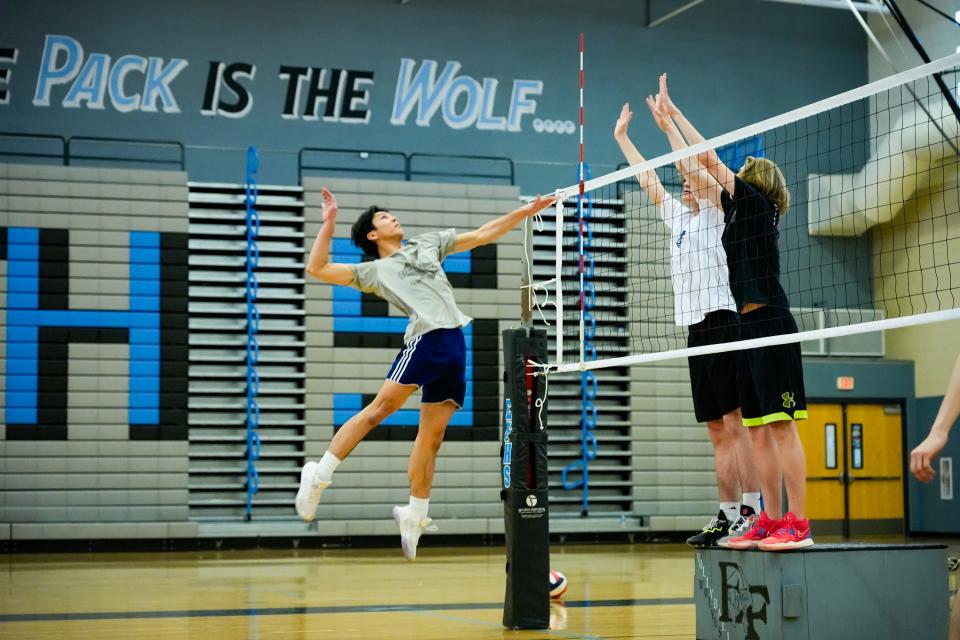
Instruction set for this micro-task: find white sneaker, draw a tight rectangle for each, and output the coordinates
[295,461,331,522]
[392,505,438,561]
[718,513,756,549]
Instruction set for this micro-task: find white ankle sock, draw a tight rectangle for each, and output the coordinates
[408,496,429,520]
[315,451,341,483]
[720,502,739,522]
[742,492,762,515]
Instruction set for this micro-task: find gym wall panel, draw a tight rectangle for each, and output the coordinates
[0,163,191,535]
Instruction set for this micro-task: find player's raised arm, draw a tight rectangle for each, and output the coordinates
[646,92,722,206]
[448,193,557,255]
[613,102,667,206]
[305,187,356,286]
[657,73,736,197]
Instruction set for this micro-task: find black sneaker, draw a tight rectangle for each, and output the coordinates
[686,510,730,548]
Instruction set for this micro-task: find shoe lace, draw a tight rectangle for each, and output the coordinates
[419,517,438,533]
[702,517,723,532]
[727,515,753,535]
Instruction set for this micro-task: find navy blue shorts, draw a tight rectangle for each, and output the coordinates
[386,327,466,408]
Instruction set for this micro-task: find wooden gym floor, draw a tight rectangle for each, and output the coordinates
[4,537,956,639]
[0,543,696,640]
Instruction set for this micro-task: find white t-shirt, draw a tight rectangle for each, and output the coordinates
[657,194,737,327]
[349,229,473,343]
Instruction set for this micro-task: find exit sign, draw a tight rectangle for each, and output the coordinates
[837,376,855,391]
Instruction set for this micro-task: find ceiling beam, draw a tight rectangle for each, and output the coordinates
[647,0,886,29]
[647,0,707,28]
[758,0,888,12]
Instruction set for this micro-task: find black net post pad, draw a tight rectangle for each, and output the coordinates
[501,327,550,630]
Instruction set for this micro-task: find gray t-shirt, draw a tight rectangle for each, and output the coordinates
[349,229,473,343]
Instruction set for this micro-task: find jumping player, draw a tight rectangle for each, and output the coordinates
[297,187,556,560]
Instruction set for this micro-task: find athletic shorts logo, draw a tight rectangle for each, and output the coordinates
[781,392,796,409]
[526,495,538,507]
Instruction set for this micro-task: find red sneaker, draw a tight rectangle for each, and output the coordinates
[757,512,814,551]
[722,512,781,550]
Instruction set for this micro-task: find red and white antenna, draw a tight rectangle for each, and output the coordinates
[577,32,586,367]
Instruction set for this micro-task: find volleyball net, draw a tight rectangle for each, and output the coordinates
[530,53,960,374]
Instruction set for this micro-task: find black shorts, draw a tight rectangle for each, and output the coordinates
[736,305,808,427]
[687,310,741,423]
[386,328,466,408]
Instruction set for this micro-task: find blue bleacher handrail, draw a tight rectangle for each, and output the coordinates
[66,136,185,170]
[299,148,516,185]
[0,132,516,186]
[244,145,261,521]
[408,152,515,184]
[298,147,410,183]
[0,132,67,164]
[407,153,516,184]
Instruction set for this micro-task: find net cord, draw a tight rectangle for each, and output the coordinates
[540,53,960,373]
[553,308,960,374]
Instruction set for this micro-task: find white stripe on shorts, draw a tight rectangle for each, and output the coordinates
[389,335,421,382]
[388,342,414,382]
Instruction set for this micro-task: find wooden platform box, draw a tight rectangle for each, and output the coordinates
[694,543,948,640]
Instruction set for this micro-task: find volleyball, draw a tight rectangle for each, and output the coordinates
[549,570,568,600]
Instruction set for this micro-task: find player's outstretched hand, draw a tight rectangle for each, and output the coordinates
[645,94,672,134]
[614,103,633,139]
[321,187,338,223]
[658,73,680,117]
[523,193,558,217]
[910,430,948,483]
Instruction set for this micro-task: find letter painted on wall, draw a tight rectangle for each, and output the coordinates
[33,35,188,113]
[1,227,188,440]
[390,59,550,133]
[201,61,257,118]
[277,66,375,122]
[0,46,19,105]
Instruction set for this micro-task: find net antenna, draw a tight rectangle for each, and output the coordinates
[578,31,587,369]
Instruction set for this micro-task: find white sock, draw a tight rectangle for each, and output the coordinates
[742,492,762,516]
[408,496,429,520]
[315,451,341,483]
[720,502,739,522]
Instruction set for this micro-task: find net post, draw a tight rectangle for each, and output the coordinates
[501,327,550,630]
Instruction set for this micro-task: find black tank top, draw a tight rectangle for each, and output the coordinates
[719,177,790,310]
